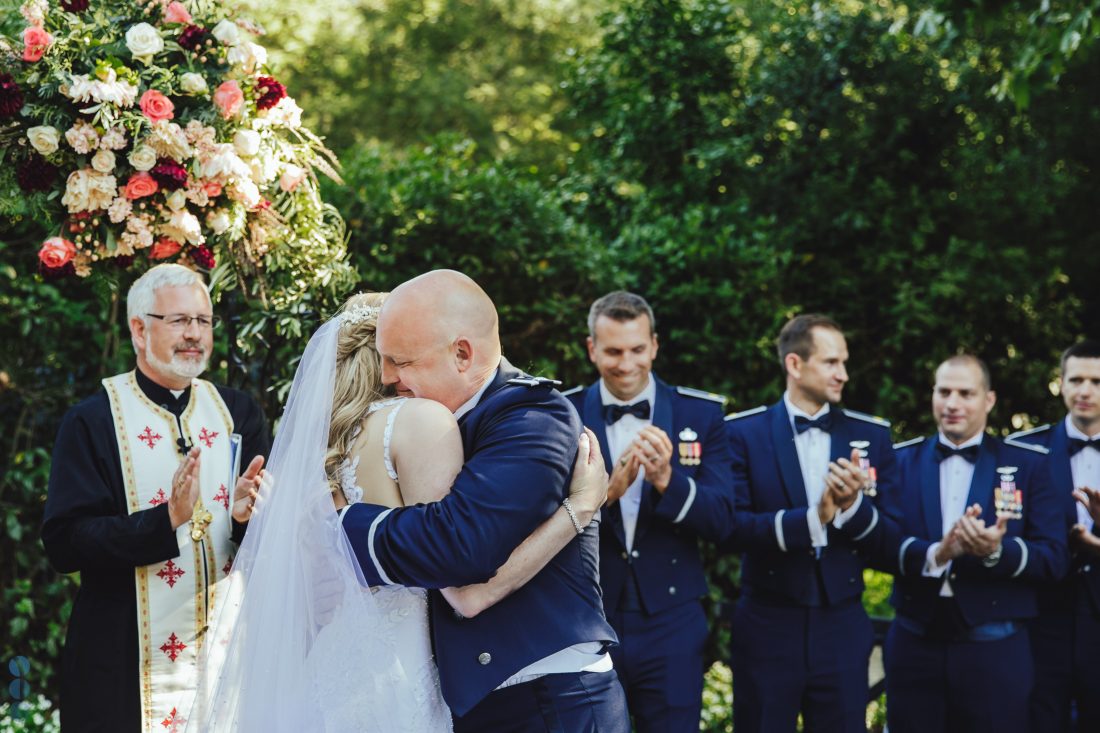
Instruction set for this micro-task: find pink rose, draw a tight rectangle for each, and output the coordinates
[124,172,159,200]
[149,237,182,260]
[38,236,76,268]
[163,1,192,24]
[22,26,53,63]
[212,80,244,119]
[279,164,306,193]
[139,89,175,123]
[202,181,223,197]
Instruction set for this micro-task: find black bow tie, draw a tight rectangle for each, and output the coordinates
[1069,437,1100,456]
[794,412,833,435]
[935,442,980,464]
[604,400,651,424]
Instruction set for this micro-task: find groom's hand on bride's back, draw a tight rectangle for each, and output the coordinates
[568,428,609,526]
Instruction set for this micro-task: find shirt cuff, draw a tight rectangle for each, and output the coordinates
[923,542,951,577]
[807,507,828,548]
[832,492,864,529]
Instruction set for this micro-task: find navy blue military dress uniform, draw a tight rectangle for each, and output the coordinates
[723,400,895,733]
[343,359,628,732]
[1009,421,1100,732]
[566,377,734,732]
[871,433,1068,733]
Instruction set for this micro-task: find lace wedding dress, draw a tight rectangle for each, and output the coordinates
[307,398,453,732]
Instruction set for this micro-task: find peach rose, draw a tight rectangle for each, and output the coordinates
[124,172,159,200]
[139,89,175,123]
[203,181,223,197]
[38,236,76,268]
[164,1,192,24]
[212,80,244,119]
[149,237,182,260]
[279,164,306,193]
[22,26,53,62]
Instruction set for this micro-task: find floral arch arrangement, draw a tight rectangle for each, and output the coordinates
[0,0,354,309]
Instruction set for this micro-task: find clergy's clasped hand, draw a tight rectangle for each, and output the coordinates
[231,455,267,523]
[168,447,202,529]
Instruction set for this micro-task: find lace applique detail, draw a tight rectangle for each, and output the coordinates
[366,397,406,482]
[339,398,406,505]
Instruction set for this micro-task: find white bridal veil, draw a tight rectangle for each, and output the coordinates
[184,318,407,732]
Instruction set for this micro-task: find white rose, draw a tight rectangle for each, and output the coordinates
[27,126,60,155]
[207,209,231,234]
[166,190,188,211]
[229,178,261,209]
[164,209,204,244]
[233,129,261,157]
[91,149,116,174]
[125,23,164,59]
[211,19,240,46]
[227,41,267,73]
[179,72,208,95]
[61,169,92,213]
[128,145,157,172]
[201,144,251,181]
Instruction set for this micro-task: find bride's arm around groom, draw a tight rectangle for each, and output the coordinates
[342,270,629,731]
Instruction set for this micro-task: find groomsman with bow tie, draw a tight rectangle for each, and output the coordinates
[870,354,1067,733]
[1009,340,1100,732]
[565,291,735,732]
[722,314,895,733]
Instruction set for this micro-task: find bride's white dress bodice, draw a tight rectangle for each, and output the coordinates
[311,398,452,732]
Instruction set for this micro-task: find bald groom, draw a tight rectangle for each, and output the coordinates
[343,270,629,732]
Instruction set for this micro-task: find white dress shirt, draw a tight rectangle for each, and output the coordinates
[782,393,862,548]
[1066,417,1100,531]
[601,377,657,551]
[923,431,983,596]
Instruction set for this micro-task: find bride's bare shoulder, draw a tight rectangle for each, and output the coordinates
[392,398,458,435]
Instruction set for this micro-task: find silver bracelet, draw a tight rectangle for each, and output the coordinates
[982,544,1003,567]
[562,497,585,535]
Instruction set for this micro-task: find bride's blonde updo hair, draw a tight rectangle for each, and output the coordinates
[325,292,388,496]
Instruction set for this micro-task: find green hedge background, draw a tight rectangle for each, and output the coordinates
[3,0,1098,729]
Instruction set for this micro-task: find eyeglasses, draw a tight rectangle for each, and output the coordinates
[146,313,221,330]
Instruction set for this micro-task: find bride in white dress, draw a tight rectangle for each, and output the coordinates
[186,292,604,732]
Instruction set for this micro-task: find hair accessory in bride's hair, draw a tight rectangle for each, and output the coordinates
[338,303,381,328]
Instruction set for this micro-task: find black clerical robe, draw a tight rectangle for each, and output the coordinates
[41,368,269,733]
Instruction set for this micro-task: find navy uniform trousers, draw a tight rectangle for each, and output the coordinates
[723,402,895,733]
[568,378,734,732]
[859,434,1069,733]
[1010,423,1100,733]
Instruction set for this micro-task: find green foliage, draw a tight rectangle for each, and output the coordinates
[323,136,611,380]
[926,0,1100,106]
[245,0,604,166]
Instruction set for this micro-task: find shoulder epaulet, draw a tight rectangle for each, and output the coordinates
[842,409,891,428]
[893,436,925,450]
[1004,437,1050,455]
[507,376,562,388]
[724,405,767,421]
[1007,424,1052,441]
[559,385,583,397]
[676,386,726,404]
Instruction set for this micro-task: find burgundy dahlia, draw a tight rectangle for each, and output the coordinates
[151,159,189,190]
[112,254,135,269]
[16,156,57,193]
[39,260,76,280]
[190,244,215,269]
[178,25,210,52]
[254,76,286,111]
[0,74,24,118]
[60,0,90,11]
